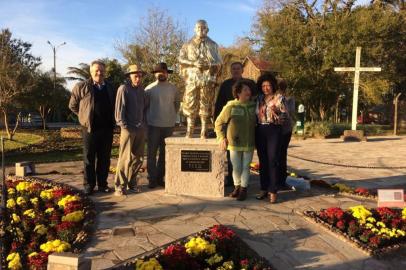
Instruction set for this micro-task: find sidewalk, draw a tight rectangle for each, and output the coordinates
[29,153,406,269]
[287,135,406,189]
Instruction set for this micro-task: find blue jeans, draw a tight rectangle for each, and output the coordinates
[229,150,254,188]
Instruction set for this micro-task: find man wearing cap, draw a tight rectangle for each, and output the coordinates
[69,60,116,195]
[114,64,146,196]
[145,63,180,188]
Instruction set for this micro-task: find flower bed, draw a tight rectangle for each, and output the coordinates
[310,181,378,200]
[1,176,95,269]
[110,225,273,270]
[303,206,406,257]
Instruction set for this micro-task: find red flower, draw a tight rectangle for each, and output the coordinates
[336,220,346,231]
[28,252,49,268]
[52,188,72,198]
[354,187,369,196]
[376,207,398,221]
[161,244,196,269]
[391,218,402,229]
[209,225,236,241]
[240,258,249,266]
[64,201,83,214]
[56,221,77,232]
[11,241,21,251]
[369,235,383,248]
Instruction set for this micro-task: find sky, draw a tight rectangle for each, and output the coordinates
[0,0,262,89]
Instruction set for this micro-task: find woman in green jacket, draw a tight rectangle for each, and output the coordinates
[215,79,256,201]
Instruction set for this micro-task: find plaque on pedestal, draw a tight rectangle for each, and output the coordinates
[165,137,226,197]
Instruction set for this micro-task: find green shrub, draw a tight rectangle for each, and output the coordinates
[304,122,391,137]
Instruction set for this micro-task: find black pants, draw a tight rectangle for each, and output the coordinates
[82,127,113,191]
[147,126,174,184]
[278,131,292,187]
[256,124,282,193]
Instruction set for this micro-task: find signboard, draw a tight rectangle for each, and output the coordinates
[377,189,405,208]
[181,150,211,172]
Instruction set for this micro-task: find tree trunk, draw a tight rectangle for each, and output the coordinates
[3,110,21,140]
[38,105,51,130]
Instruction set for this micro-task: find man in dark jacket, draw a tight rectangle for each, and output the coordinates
[214,62,256,186]
[69,60,116,195]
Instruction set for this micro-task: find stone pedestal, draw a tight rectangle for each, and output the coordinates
[47,253,91,270]
[15,161,35,177]
[165,137,226,197]
[342,130,367,142]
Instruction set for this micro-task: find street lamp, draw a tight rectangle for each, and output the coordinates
[47,40,66,90]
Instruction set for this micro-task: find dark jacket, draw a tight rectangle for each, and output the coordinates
[69,79,116,132]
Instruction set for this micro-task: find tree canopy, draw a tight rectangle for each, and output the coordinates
[253,0,406,120]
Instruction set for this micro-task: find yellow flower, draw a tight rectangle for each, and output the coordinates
[40,189,54,200]
[6,252,22,270]
[218,261,234,270]
[365,223,375,229]
[206,253,223,265]
[6,198,16,208]
[30,197,39,206]
[58,195,79,208]
[28,252,38,258]
[8,188,16,195]
[16,197,26,206]
[185,237,216,256]
[45,208,55,214]
[376,221,386,228]
[402,208,406,220]
[23,209,36,219]
[135,258,163,270]
[11,214,20,223]
[16,181,32,192]
[40,240,71,253]
[366,217,376,223]
[34,224,48,235]
[349,205,371,224]
[62,210,84,222]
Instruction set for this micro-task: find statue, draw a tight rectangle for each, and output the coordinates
[179,20,222,138]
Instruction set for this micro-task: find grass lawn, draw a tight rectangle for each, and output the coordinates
[0,132,44,151]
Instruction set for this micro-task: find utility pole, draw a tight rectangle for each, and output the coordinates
[394,93,402,135]
[47,41,66,90]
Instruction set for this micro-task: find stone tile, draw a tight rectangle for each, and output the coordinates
[113,245,145,261]
[90,258,115,270]
[147,233,175,247]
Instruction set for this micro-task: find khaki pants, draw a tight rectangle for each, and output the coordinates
[114,128,145,190]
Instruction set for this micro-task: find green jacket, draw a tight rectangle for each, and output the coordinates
[214,99,256,151]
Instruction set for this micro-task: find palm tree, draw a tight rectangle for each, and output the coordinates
[66,63,90,81]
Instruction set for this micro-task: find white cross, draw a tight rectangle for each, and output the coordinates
[334,47,381,130]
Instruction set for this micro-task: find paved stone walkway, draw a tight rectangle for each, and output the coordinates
[11,135,406,269]
[287,135,406,189]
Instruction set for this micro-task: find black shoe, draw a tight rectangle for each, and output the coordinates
[98,186,112,193]
[256,190,268,200]
[148,181,157,189]
[157,180,165,187]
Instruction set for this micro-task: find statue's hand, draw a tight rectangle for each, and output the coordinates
[196,60,209,69]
